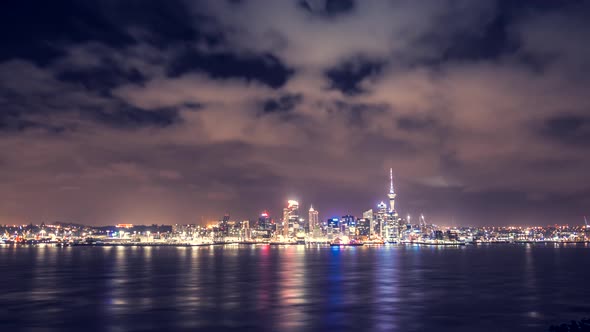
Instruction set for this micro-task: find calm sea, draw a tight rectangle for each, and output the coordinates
[0,244,589,332]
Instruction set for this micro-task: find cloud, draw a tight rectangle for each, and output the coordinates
[1,0,589,225]
[114,73,275,109]
[196,0,498,69]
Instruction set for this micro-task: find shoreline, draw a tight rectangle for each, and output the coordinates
[1,241,588,248]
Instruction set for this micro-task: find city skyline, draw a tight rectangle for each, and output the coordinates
[4,166,586,229]
[1,1,590,226]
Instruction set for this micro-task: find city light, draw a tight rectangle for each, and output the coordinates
[1,170,588,247]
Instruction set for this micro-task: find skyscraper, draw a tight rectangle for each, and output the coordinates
[283,200,299,238]
[341,215,356,235]
[258,211,271,237]
[357,218,371,237]
[376,201,387,237]
[363,209,375,236]
[309,205,319,234]
[282,207,289,237]
[221,214,230,236]
[327,217,340,234]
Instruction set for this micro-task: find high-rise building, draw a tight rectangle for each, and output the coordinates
[363,209,375,236]
[241,220,251,240]
[309,206,319,234]
[257,211,272,238]
[282,208,289,237]
[258,212,271,231]
[341,215,355,227]
[357,218,371,236]
[376,201,388,237]
[341,215,356,235]
[282,200,299,238]
[327,217,340,234]
[220,214,230,236]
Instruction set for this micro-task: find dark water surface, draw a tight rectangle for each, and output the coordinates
[1,244,589,332]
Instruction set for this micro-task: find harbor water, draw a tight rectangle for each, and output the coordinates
[0,244,589,331]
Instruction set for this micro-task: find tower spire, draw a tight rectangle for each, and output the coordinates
[387,168,396,213]
[389,168,394,194]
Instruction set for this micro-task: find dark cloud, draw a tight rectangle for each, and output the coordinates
[397,116,438,131]
[89,105,182,129]
[0,60,179,131]
[56,65,145,94]
[299,0,355,17]
[263,94,303,114]
[438,13,512,62]
[540,115,590,147]
[325,57,383,95]
[0,109,69,134]
[1,1,132,65]
[0,0,220,66]
[168,50,293,88]
[326,101,389,127]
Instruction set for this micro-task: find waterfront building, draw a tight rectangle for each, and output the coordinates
[282,208,289,237]
[257,212,273,238]
[357,218,371,237]
[241,220,251,240]
[296,218,306,235]
[341,215,356,235]
[434,230,444,240]
[282,200,299,238]
[327,217,340,234]
[376,201,387,238]
[220,214,230,236]
[309,206,319,234]
[363,209,375,236]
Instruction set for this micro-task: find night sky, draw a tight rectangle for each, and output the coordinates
[1,0,589,226]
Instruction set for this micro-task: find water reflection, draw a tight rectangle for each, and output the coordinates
[276,246,307,331]
[523,245,540,325]
[1,244,590,331]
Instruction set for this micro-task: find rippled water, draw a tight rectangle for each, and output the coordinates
[1,244,589,331]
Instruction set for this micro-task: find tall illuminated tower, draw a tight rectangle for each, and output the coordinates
[386,168,400,241]
[388,168,396,213]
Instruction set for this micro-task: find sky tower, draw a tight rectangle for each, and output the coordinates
[388,168,396,213]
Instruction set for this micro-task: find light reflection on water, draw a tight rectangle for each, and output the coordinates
[0,244,589,331]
